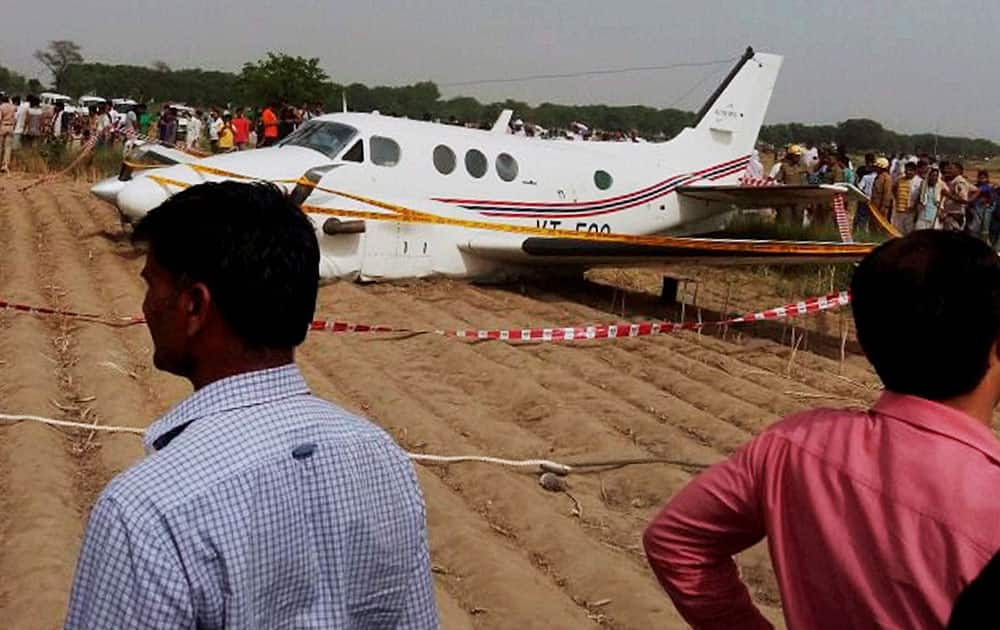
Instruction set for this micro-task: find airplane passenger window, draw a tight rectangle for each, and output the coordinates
[465,149,487,178]
[433,145,456,174]
[277,120,358,159]
[342,140,364,163]
[371,136,401,166]
[594,170,613,190]
[496,153,518,182]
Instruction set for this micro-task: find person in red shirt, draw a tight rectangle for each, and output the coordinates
[231,108,251,150]
[644,230,1000,629]
[259,103,279,147]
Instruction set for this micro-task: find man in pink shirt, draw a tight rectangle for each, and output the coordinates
[644,230,1000,629]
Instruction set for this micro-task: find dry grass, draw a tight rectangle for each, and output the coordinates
[9,140,122,182]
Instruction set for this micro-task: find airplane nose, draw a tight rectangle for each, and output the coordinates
[116,177,169,223]
[90,176,126,204]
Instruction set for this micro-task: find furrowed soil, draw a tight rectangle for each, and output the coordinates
[0,174,888,629]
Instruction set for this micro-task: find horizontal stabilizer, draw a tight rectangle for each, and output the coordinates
[677,183,867,209]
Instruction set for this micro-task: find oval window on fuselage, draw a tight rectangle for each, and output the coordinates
[465,149,487,178]
[496,153,518,182]
[594,170,613,190]
[433,144,456,174]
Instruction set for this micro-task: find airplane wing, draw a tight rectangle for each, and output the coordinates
[466,234,873,267]
[676,182,868,208]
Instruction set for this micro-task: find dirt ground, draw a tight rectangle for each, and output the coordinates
[0,174,887,629]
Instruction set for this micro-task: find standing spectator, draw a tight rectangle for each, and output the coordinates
[12,95,27,149]
[910,160,928,213]
[23,95,44,148]
[891,161,918,234]
[94,103,112,143]
[801,141,819,173]
[50,102,66,139]
[64,182,438,629]
[259,102,279,147]
[915,167,945,230]
[0,94,16,172]
[137,104,151,137]
[966,170,995,243]
[232,108,251,150]
[186,110,203,151]
[940,162,974,231]
[278,105,295,139]
[208,110,222,153]
[158,107,178,147]
[644,230,1000,629]
[775,145,806,226]
[870,156,894,224]
[217,114,235,152]
[854,153,877,231]
[122,105,138,138]
[838,153,855,184]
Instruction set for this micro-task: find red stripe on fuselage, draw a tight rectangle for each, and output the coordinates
[432,155,750,209]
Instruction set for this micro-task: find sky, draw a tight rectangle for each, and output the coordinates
[3,0,999,139]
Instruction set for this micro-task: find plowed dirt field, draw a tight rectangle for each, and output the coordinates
[0,175,884,629]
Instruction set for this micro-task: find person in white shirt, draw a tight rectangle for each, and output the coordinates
[13,96,28,149]
[186,111,203,150]
[209,110,222,152]
[801,143,820,173]
[909,160,928,214]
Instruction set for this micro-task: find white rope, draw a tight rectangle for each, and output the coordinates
[0,413,145,435]
[0,412,702,475]
[408,454,572,475]
[0,412,573,473]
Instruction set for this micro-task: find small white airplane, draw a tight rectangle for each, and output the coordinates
[92,48,876,282]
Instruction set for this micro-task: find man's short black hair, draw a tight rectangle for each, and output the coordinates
[851,231,1000,400]
[133,181,319,348]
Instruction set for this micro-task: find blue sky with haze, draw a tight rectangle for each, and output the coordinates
[4,1,998,138]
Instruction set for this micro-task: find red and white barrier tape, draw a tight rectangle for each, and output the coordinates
[2,291,851,342]
[832,193,853,243]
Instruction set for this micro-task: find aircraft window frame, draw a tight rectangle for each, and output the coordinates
[276,120,358,159]
[594,170,613,191]
[342,139,364,163]
[496,153,518,182]
[433,144,456,175]
[371,135,401,167]
[465,149,488,179]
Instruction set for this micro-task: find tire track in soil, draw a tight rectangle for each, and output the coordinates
[295,347,605,629]
[310,282,749,628]
[0,181,89,629]
[303,308,692,627]
[398,283,783,611]
[65,187,193,414]
[28,186,149,496]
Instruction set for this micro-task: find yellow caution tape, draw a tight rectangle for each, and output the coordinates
[145,165,880,257]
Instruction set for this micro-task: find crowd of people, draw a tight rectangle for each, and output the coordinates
[767,142,1000,245]
[0,92,327,172]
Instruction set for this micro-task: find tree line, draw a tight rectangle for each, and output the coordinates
[2,41,998,157]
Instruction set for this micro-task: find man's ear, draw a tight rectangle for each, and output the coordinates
[180,282,212,337]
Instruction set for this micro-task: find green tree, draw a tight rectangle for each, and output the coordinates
[238,53,330,105]
[34,40,84,91]
[0,64,29,94]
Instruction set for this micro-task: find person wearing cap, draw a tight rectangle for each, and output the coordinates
[775,146,806,225]
[870,156,894,224]
[644,230,1000,629]
[0,93,16,173]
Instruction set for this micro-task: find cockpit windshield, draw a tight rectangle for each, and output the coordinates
[277,120,358,159]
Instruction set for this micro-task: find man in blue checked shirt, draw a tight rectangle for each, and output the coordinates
[65,182,438,629]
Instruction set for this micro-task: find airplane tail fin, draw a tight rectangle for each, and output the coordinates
[679,47,782,163]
